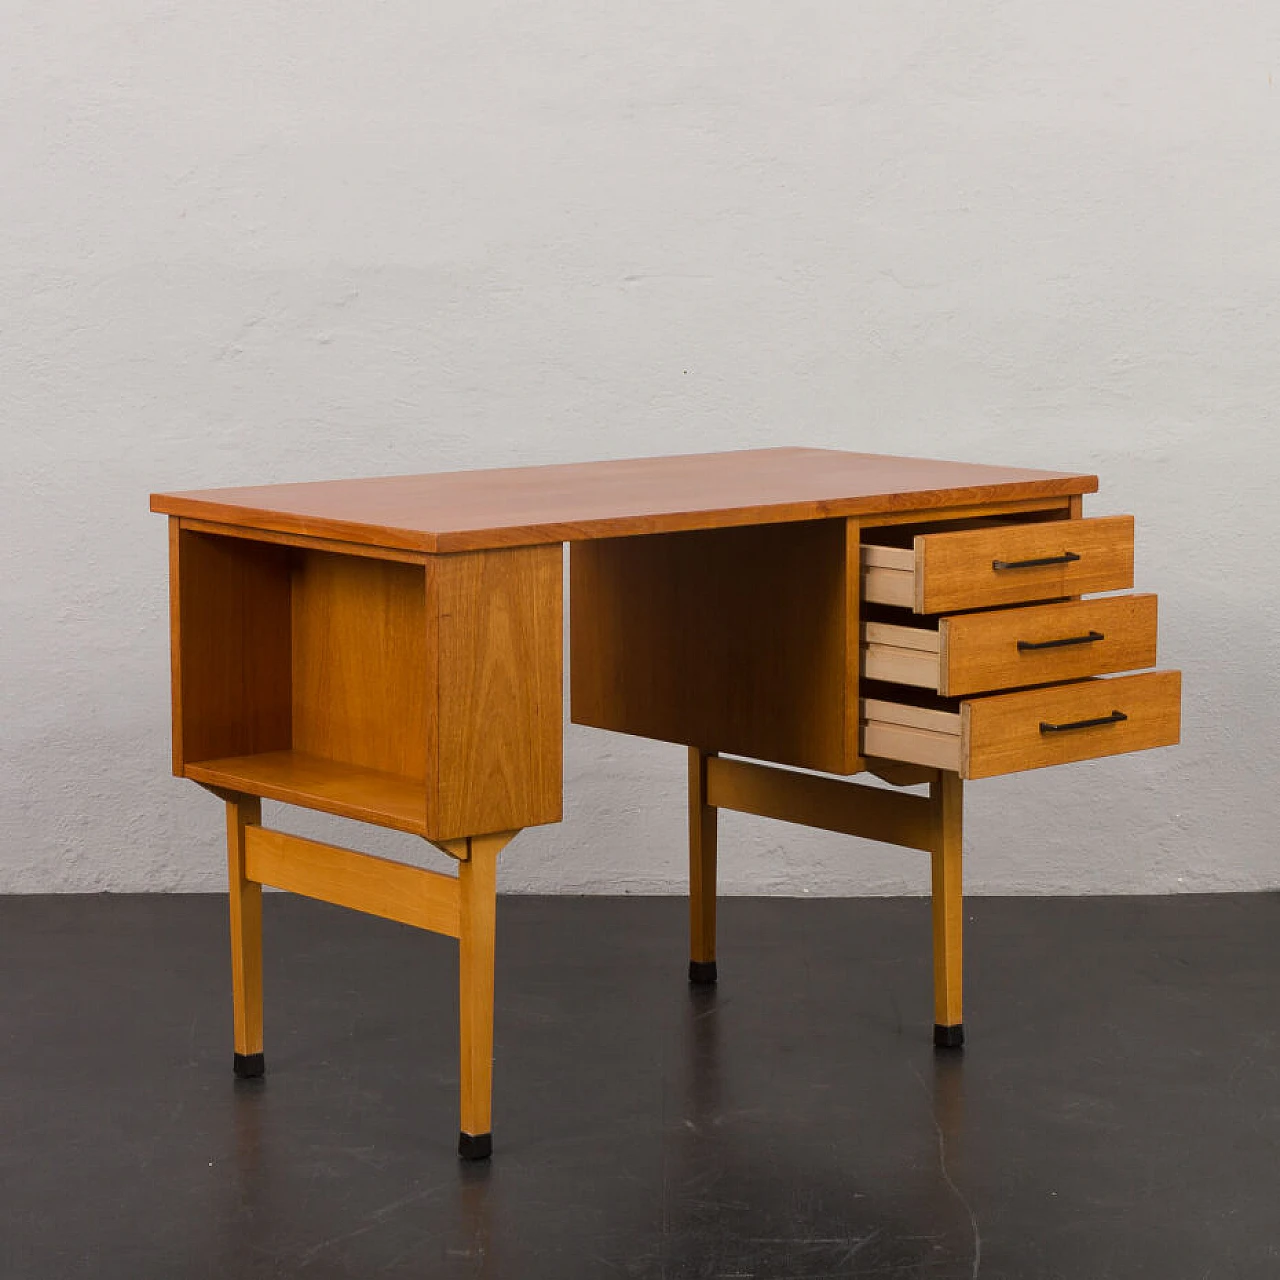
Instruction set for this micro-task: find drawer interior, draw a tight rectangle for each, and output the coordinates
[862,682,964,773]
[863,617,943,690]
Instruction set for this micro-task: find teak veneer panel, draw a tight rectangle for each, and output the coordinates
[244,826,461,938]
[705,755,935,851]
[863,594,1161,696]
[169,523,292,771]
[151,448,1097,554]
[915,515,1135,613]
[186,751,429,834]
[939,594,1159,696]
[570,520,858,774]
[292,551,428,781]
[862,671,1182,779]
[180,517,430,565]
[431,545,563,839]
[963,670,1182,780]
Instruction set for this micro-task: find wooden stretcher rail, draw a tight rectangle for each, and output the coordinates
[243,825,462,938]
[704,755,937,853]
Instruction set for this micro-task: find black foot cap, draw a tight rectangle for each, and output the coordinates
[233,1052,265,1079]
[933,1024,965,1050]
[688,960,718,985]
[458,1132,492,1161]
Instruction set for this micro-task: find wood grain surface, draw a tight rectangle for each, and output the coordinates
[152,448,1097,553]
[915,515,1134,613]
[188,750,430,833]
[930,772,964,1030]
[431,545,563,839]
[291,551,429,780]
[939,593,1159,696]
[962,670,1182,780]
[705,755,936,852]
[225,794,264,1059]
[571,520,856,773]
[170,523,292,771]
[243,825,461,938]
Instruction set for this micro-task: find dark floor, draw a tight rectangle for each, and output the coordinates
[1,893,1277,1279]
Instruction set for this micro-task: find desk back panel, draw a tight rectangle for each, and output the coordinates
[291,551,429,781]
[570,520,861,774]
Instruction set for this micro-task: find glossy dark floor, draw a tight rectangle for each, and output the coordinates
[1,893,1277,1279]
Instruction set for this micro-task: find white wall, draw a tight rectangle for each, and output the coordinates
[2,1,1277,894]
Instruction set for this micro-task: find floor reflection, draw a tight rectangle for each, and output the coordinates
[640,981,977,1278]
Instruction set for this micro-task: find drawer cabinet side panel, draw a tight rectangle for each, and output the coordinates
[431,545,563,839]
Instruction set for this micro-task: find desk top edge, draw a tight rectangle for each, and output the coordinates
[151,447,1099,553]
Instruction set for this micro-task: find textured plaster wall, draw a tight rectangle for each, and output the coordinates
[2,2,1277,894]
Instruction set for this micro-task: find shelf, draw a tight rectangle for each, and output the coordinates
[184,751,428,836]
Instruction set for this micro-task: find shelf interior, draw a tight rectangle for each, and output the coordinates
[185,751,428,836]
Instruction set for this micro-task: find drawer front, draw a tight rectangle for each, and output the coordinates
[861,669,1181,778]
[863,593,1160,696]
[939,593,1158,696]
[963,670,1181,779]
[916,515,1135,613]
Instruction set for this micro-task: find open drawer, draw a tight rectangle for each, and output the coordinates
[862,670,1181,780]
[862,515,1135,613]
[863,594,1159,697]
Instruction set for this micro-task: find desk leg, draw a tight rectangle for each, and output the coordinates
[688,747,718,985]
[225,795,265,1078]
[458,832,503,1160]
[930,773,964,1049]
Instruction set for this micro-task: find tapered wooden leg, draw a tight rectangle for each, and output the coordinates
[688,747,719,985]
[458,833,502,1159]
[930,772,964,1048]
[225,795,265,1078]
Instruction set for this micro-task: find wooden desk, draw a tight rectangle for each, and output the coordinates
[151,447,1181,1160]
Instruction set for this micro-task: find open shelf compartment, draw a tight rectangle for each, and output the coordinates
[168,522,563,840]
[170,526,431,832]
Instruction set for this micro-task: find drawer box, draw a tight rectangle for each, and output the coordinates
[862,515,1135,613]
[863,594,1159,697]
[862,670,1181,779]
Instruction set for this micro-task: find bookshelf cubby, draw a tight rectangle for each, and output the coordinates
[168,525,561,839]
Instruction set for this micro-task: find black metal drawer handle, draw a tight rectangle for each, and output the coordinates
[1017,630,1105,652]
[992,551,1081,571]
[1039,710,1127,734]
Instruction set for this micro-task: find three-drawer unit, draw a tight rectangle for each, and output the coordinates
[571,502,1180,784]
[860,513,1181,778]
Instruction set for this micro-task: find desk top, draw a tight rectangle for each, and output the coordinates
[151,447,1096,553]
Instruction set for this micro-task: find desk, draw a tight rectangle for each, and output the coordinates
[151,447,1181,1159]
